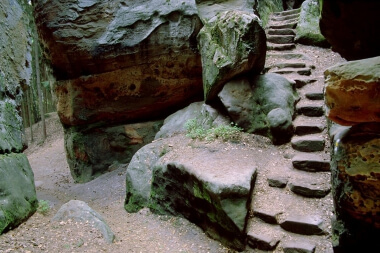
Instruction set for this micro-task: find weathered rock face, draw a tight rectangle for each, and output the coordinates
[320,0,380,60]
[33,0,203,127]
[0,153,38,234]
[155,101,230,139]
[324,56,380,126]
[254,0,284,26]
[125,135,257,250]
[0,0,37,234]
[330,123,380,252]
[197,0,256,21]
[65,121,162,183]
[218,74,298,144]
[197,10,266,102]
[295,0,328,47]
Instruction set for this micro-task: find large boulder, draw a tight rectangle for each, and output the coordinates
[320,0,380,60]
[155,101,230,139]
[330,123,380,252]
[218,74,299,144]
[196,0,256,21]
[65,121,162,183]
[324,56,380,126]
[295,0,328,47]
[0,153,38,234]
[33,0,203,127]
[197,10,266,102]
[125,135,257,250]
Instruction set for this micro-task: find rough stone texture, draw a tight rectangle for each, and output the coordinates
[253,209,279,224]
[267,175,288,188]
[255,0,284,26]
[0,0,32,153]
[295,0,328,47]
[125,136,257,250]
[52,200,115,243]
[289,181,331,198]
[292,153,330,172]
[247,232,280,250]
[291,135,325,152]
[330,123,380,252]
[32,0,204,127]
[320,0,380,60]
[283,240,316,253]
[155,101,230,139]
[324,56,380,126]
[197,0,256,21]
[218,74,298,144]
[197,10,266,102]
[0,153,38,234]
[280,215,325,235]
[65,121,163,183]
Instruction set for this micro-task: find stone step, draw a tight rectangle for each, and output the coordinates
[279,215,326,235]
[271,13,300,22]
[267,35,295,44]
[305,91,324,101]
[268,62,306,70]
[283,241,317,253]
[253,208,282,225]
[292,153,330,172]
[267,174,288,188]
[291,135,325,152]
[267,28,295,36]
[292,78,317,88]
[247,231,280,251]
[294,116,325,135]
[268,21,297,30]
[273,8,301,17]
[271,67,311,76]
[289,180,331,198]
[296,101,324,117]
[267,52,310,61]
[267,42,296,51]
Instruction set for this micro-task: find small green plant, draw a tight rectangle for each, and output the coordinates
[37,200,50,215]
[184,119,242,142]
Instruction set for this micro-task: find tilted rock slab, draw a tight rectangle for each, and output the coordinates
[33,0,203,126]
[330,123,380,251]
[324,56,380,126]
[0,154,38,234]
[65,120,162,183]
[197,10,266,102]
[125,136,257,250]
[218,74,299,144]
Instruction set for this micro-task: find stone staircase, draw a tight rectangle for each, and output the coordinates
[245,8,334,253]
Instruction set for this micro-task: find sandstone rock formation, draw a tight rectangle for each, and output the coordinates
[0,0,37,234]
[295,0,328,47]
[324,56,380,126]
[125,135,257,251]
[197,10,266,102]
[32,0,204,181]
[320,0,380,60]
[218,73,299,144]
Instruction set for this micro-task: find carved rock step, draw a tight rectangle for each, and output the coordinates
[271,13,300,22]
[291,135,325,152]
[283,241,316,253]
[254,208,282,224]
[296,100,324,117]
[294,116,326,135]
[267,52,310,61]
[273,8,301,17]
[292,153,330,172]
[267,35,295,44]
[279,215,326,235]
[298,84,325,100]
[267,42,296,51]
[271,67,311,76]
[268,22,297,30]
[289,181,331,198]
[247,231,280,251]
[267,62,306,71]
[291,78,317,88]
[267,28,295,36]
[267,174,288,188]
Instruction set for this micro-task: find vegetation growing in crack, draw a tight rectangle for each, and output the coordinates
[184,118,242,142]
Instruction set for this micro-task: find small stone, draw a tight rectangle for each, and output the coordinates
[280,215,325,235]
[247,232,280,250]
[253,209,280,224]
[267,175,288,188]
[289,181,331,198]
[294,117,325,136]
[292,153,330,172]
[283,240,316,253]
[291,135,325,152]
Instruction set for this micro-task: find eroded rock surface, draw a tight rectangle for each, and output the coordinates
[324,56,380,126]
[197,10,266,102]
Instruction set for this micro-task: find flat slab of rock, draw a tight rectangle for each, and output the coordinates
[283,240,316,253]
[292,153,330,172]
[293,78,317,88]
[280,215,325,235]
[267,28,295,36]
[291,135,325,152]
[294,116,325,135]
[267,35,295,44]
[289,181,331,198]
[296,101,324,117]
[268,43,296,51]
[247,232,280,250]
[253,209,280,224]
[272,67,311,76]
[267,174,288,188]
